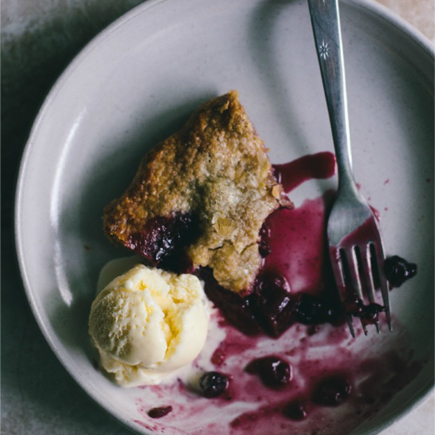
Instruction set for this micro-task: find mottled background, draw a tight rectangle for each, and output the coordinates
[1,1,434,434]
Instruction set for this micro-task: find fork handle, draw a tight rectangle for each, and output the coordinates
[308,0,358,196]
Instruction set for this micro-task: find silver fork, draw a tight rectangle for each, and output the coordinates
[307,0,391,336]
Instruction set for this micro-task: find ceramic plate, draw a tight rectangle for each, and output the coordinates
[15,0,434,434]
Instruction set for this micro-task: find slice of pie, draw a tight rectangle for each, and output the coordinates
[103,91,292,294]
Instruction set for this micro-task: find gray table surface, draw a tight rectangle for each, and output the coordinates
[2,1,434,434]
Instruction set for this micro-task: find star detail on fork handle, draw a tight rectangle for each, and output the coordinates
[319,40,330,60]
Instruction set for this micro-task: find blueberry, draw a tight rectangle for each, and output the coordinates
[294,294,341,325]
[312,376,351,407]
[245,356,292,389]
[283,401,308,421]
[252,272,293,337]
[385,255,417,287]
[199,372,229,398]
[147,406,173,418]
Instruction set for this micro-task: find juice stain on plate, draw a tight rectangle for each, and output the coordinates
[130,152,423,435]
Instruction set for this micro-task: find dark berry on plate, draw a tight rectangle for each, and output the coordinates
[252,271,293,337]
[148,406,173,418]
[199,371,229,398]
[312,376,351,406]
[245,356,292,389]
[384,255,417,287]
[294,293,341,325]
[283,401,308,420]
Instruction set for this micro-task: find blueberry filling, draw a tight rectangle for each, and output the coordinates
[204,268,346,337]
[201,268,263,336]
[128,213,198,273]
[343,295,385,325]
[258,223,272,257]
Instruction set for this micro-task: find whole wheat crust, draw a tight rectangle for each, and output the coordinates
[103,91,292,293]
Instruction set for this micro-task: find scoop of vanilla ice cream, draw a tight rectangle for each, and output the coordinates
[89,264,209,387]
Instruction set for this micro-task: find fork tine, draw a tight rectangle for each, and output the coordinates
[342,245,384,334]
[341,247,373,334]
[371,241,392,331]
[358,243,381,332]
[329,248,356,338]
[375,322,380,334]
[330,247,346,300]
[346,315,355,338]
[357,244,376,305]
[341,247,373,336]
[341,248,363,300]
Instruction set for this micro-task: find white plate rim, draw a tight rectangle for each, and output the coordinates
[14,0,434,434]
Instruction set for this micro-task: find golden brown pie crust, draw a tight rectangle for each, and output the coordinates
[103,91,292,293]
